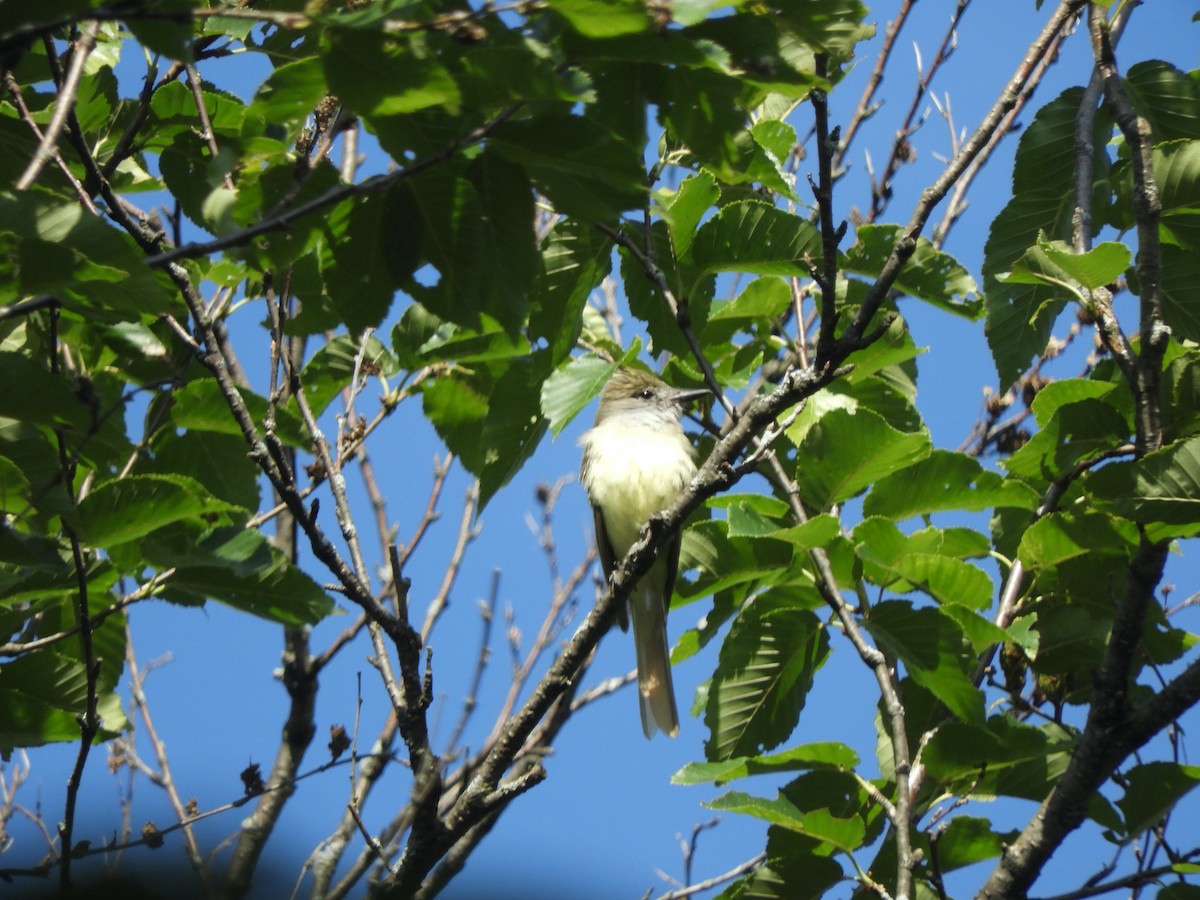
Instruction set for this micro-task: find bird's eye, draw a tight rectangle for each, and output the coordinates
[638,389,653,399]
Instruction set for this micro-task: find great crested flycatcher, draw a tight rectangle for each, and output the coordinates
[579,368,708,738]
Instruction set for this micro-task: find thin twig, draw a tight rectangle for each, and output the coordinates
[653,854,766,900]
[16,23,98,191]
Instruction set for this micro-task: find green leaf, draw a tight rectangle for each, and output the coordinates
[0,351,91,432]
[325,29,461,117]
[1017,511,1136,570]
[658,67,745,174]
[148,430,261,511]
[541,354,614,437]
[166,557,334,626]
[530,219,612,361]
[388,153,537,334]
[1161,243,1200,343]
[776,0,872,58]
[1001,238,1131,293]
[921,717,1069,791]
[673,742,858,786]
[705,790,809,831]
[1028,377,1127,427]
[866,601,982,723]
[490,113,647,220]
[323,195,400,333]
[769,514,842,551]
[300,332,398,418]
[865,450,1039,519]
[1154,140,1200,253]
[714,493,789,538]
[1126,60,1200,142]
[705,597,830,760]
[1034,603,1110,676]
[246,56,328,127]
[77,474,239,547]
[422,374,489,471]
[126,16,196,63]
[1115,434,1200,530]
[392,306,528,368]
[982,87,1111,387]
[0,651,126,751]
[853,518,994,608]
[793,408,931,510]
[659,171,720,257]
[742,120,801,201]
[166,380,308,448]
[708,276,792,323]
[2,195,179,320]
[548,0,651,36]
[717,827,844,899]
[707,790,866,853]
[1004,398,1131,483]
[1117,762,1200,837]
[923,816,1018,872]
[146,526,334,625]
[841,224,980,318]
[692,201,822,278]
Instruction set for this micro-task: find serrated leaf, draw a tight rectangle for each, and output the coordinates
[705,790,808,831]
[541,354,614,437]
[491,113,646,220]
[0,651,126,750]
[1001,238,1130,293]
[692,201,822,278]
[246,56,328,126]
[300,332,398,418]
[705,597,829,760]
[865,601,982,723]
[169,379,309,449]
[77,475,240,547]
[549,0,651,36]
[530,218,612,360]
[709,276,792,322]
[1017,511,1136,570]
[1116,434,1200,530]
[865,450,1039,519]
[794,408,931,509]
[1154,140,1200,253]
[0,351,91,432]
[1161,243,1200,343]
[1126,60,1200,142]
[166,557,334,626]
[659,171,719,257]
[1117,762,1200,837]
[325,29,461,117]
[926,816,1019,872]
[841,224,980,317]
[1004,398,1131,483]
[673,742,858,785]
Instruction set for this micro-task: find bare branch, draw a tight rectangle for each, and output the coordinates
[15,23,98,191]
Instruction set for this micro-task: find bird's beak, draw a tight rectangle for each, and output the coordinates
[669,386,710,406]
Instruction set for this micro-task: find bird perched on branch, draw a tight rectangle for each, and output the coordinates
[579,367,708,738]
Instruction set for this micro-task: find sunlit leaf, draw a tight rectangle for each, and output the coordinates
[705,597,829,760]
[865,450,1038,519]
[794,408,931,509]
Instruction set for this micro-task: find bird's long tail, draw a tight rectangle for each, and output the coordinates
[631,584,679,738]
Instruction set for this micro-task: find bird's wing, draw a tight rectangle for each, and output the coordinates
[662,529,683,617]
[592,504,629,632]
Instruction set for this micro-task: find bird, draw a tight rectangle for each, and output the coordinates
[578,367,708,738]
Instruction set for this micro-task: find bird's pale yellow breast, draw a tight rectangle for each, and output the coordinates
[581,420,697,556]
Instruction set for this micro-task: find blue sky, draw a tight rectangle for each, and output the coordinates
[8,3,1200,898]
